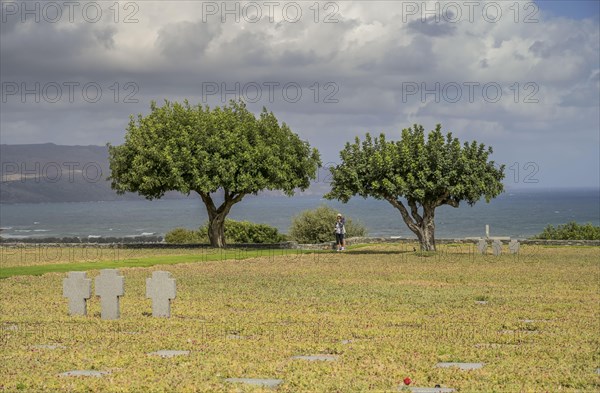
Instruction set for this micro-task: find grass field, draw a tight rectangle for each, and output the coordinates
[0,244,598,392]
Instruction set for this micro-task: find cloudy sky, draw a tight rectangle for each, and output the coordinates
[1,0,598,188]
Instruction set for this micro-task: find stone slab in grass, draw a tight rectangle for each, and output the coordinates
[499,329,539,335]
[225,378,283,388]
[436,362,484,370]
[474,343,519,349]
[291,354,339,361]
[58,370,109,377]
[475,300,488,305]
[147,350,190,358]
[404,387,455,393]
[33,344,66,350]
[596,368,600,375]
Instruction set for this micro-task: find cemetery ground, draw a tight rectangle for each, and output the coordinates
[0,243,598,392]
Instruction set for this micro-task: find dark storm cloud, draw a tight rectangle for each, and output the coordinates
[1,19,117,80]
[407,15,456,37]
[156,20,221,60]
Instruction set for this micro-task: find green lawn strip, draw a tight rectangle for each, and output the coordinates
[0,248,322,279]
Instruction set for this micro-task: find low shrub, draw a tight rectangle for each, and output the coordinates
[164,228,207,244]
[288,204,367,244]
[199,220,287,244]
[166,220,286,244]
[532,221,600,240]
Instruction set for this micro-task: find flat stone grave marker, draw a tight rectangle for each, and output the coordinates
[405,388,455,393]
[146,271,176,318]
[95,269,124,320]
[500,329,538,335]
[475,300,488,305]
[33,344,66,350]
[147,350,190,358]
[225,378,283,388]
[492,240,502,256]
[436,362,484,370]
[58,370,109,377]
[509,239,520,254]
[474,343,518,349]
[596,368,599,375]
[477,239,487,254]
[291,354,339,361]
[63,272,92,316]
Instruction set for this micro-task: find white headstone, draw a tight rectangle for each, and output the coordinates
[509,239,520,254]
[492,240,502,256]
[477,239,487,254]
[95,269,124,320]
[146,271,176,318]
[63,272,92,316]
[485,224,490,238]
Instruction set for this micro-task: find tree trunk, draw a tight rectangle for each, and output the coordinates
[198,190,245,248]
[386,197,437,251]
[415,210,436,251]
[207,212,226,248]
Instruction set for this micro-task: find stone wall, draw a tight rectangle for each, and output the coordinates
[1,237,598,249]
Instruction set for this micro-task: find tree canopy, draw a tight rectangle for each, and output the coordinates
[108,99,321,247]
[325,124,505,250]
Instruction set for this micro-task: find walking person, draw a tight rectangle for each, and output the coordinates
[335,213,346,251]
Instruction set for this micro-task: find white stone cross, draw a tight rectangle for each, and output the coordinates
[95,269,125,320]
[146,271,176,318]
[63,272,92,316]
[492,240,502,256]
[509,239,520,254]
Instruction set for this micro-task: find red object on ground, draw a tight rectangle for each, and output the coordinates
[403,377,412,385]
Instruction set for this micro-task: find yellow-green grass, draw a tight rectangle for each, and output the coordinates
[0,244,598,392]
[0,247,320,279]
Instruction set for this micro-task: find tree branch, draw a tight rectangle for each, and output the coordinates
[197,191,216,215]
[385,196,420,234]
[407,198,423,225]
[231,192,246,204]
[436,191,459,208]
[445,197,459,208]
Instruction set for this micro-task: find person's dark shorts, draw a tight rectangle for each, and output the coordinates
[335,233,344,244]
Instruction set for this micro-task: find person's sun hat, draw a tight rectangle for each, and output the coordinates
[337,213,342,217]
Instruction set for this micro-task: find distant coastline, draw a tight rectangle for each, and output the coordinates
[1,188,598,240]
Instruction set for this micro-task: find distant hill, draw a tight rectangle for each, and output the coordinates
[0,144,329,204]
[0,144,188,204]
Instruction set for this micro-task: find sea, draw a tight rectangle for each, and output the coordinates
[0,188,598,240]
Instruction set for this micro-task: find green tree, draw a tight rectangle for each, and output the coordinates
[325,124,505,251]
[108,100,321,247]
